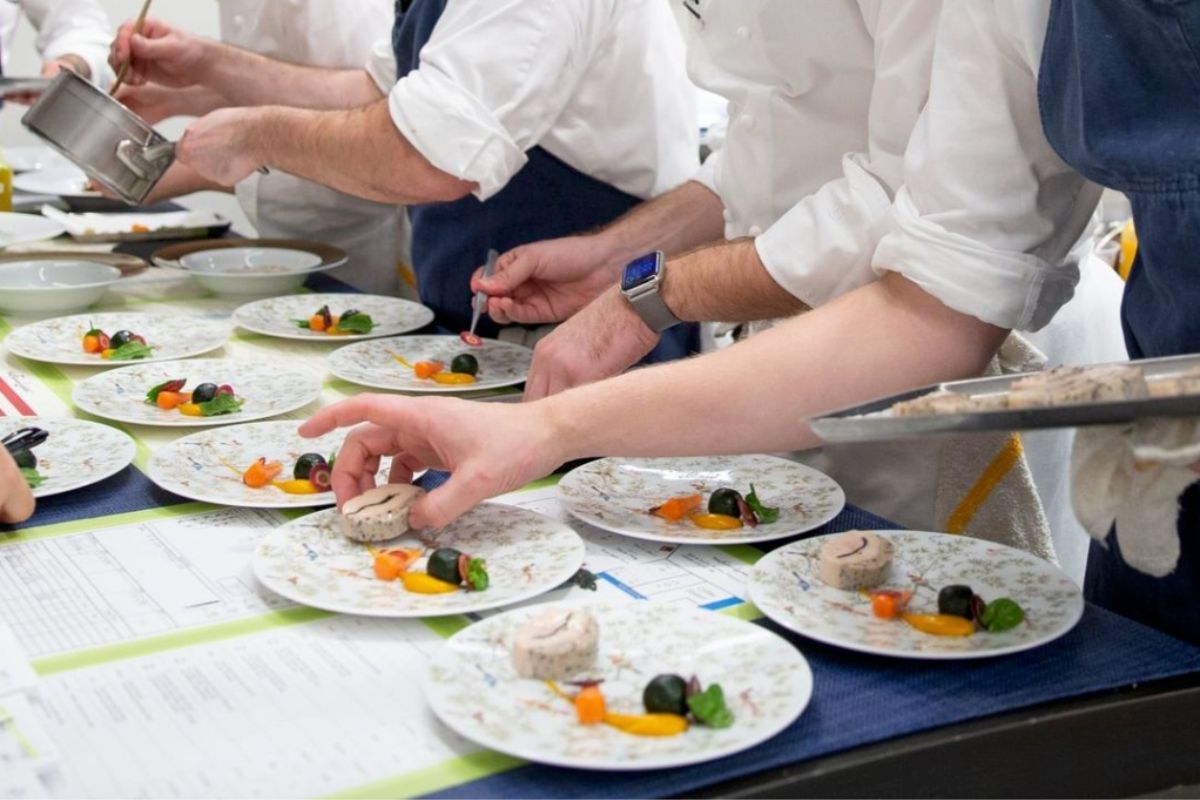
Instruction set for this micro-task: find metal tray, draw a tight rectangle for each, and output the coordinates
[809,354,1200,443]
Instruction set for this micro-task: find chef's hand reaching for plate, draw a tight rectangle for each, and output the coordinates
[299,395,565,530]
[0,449,35,525]
[471,235,623,325]
[109,16,207,90]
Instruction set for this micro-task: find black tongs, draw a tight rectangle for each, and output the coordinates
[2,427,48,455]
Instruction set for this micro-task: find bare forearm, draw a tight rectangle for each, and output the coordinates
[244,101,474,204]
[543,272,1007,459]
[196,40,381,109]
[590,181,725,270]
[662,238,809,322]
[146,162,229,203]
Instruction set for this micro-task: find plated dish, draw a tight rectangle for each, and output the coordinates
[4,312,229,366]
[153,238,347,298]
[0,416,135,499]
[558,455,845,545]
[0,211,65,247]
[232,293,434,341]
[72,358,322,428]
[747,530,1084,659]
[810,354,1200,442]
[423,601,813,771]
[327,335,533,393]
[252,502,585,617]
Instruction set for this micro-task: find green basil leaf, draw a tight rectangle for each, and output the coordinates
[466,557,489,591]
[981,598,1025,633]
[745,483,780,524]
[196,393,244,417]
[686,683,734,728]
[20,467,44,489]
[145,378,183,404]
[336,313,375,334]
[292,318,312,329]
[109,341,153,361]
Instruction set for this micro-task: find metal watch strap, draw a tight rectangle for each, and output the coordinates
[627,284,683,333]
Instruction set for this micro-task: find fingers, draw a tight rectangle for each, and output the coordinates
[0,452,35,524]
[475,248,535,296]
[327,423,399,507]
[299,394,409,438]
[408,467,496,529]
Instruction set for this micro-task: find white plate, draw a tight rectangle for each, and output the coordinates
[2,416,135,499]
[253,503,585,617]
[0,211,65,247]
[232,293,434,342]
[558,455,845,545]
[4,312,230,366]
[0,260,120,315]
[12,166,96,198]
[72,358,322,428]
[747,530,1085,660]
[424,601,813,771]
[5,145,69,173]
[328,335,532,393]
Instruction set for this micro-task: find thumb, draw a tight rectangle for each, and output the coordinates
[475,248,538,296]
[408,468,491,529]
[130,32,181,62]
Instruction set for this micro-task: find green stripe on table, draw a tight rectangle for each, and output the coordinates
[32,606,333,676]
[328,751,524,800]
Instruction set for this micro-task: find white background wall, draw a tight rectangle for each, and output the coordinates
[0,0,251,230]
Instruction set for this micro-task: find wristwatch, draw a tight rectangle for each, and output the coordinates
[619,251,682,332]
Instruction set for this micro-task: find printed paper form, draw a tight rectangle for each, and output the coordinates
[0,693,60,774]
[0,508,295,660]
[0,764,47,800]
[0,622,37,698]
[38,616,469,799]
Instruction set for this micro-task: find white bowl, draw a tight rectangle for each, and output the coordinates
[0,260,120,314]
[178,247,338,297]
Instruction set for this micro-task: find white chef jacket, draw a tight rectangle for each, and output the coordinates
[871,0,1102,333]
[220,0,414,296]
[365,0,698,203]
[0,0,111,83]
[686,0,939,309]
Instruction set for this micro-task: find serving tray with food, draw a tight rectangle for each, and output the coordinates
[809,354,1200,443]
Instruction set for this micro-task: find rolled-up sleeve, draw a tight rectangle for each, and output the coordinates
[872,0,1101,332]
[753,0,938,309]
[383,0,611,201]
[22,0,113,86]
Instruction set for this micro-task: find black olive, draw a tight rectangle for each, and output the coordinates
[938,585,976,620]
[11,449,35,470]
[110,330,136,348]
[450,353,479,376]
[708,488,742,518]
[293,453,327,480]
[643,674,688,715]
[427,548,463,585]
[192,382,219,403]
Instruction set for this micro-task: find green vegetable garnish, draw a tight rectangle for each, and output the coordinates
[466,557,489,591]
[336,312,375,335]
[196,393,244,417]
[145,378,185,404]
[108,341,153,361]
[687,683,734,729]
[745,484,779,524]
[19,467,44,489]
[327,451,337,471]
[84,322,103,338]
[981,598,1025,632]
[292,318,313,330]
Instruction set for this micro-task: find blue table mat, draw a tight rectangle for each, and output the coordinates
[2,465,188,532]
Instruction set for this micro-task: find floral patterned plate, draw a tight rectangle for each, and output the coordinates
[327,335,532,393]
[424,601,813,771]
[747,530,1085,660]
[558,455,845,545]
[72,358,323,428]
[1,416,135,499]
[145,420,414,508]
[252,503,586,617]
[4,312,230,366]
[231,293,435,341]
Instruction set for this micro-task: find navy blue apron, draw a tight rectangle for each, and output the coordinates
[391,0,697,360]
[1039,0,1200,642]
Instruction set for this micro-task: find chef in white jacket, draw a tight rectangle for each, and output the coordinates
[115,0,411,295]
[0,0,111,84]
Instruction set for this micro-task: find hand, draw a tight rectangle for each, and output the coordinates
[523,288,659,401]
[177,108,262,185]
[0,449,36,524]
[109,16,207,89]
[3,57,86,105]
[298,395,565,529]
[470,235,621,325]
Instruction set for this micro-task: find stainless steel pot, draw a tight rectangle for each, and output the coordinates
[21,70,175,205]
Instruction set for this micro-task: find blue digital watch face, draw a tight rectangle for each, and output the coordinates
[621,253,660,291]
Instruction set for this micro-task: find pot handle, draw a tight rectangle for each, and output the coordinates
[115,138,175,180]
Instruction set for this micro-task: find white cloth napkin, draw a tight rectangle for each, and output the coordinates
[1071,418,1200,576]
